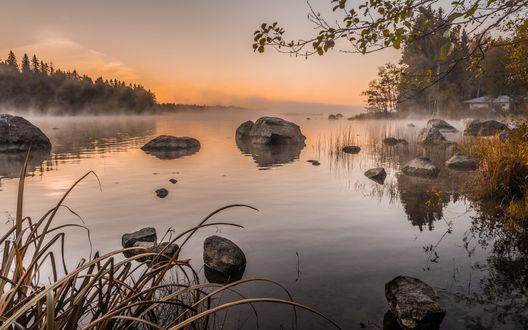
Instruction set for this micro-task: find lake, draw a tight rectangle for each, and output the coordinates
[0,110,519,329]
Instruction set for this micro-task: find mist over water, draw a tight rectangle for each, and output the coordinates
[0,109,507,328]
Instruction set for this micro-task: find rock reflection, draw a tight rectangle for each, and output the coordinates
[143,147,200,160]
[236,137,304,168]
[0,150,51,179]
[204,265,245,284]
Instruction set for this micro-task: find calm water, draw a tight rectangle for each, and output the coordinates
[0,110,518,329]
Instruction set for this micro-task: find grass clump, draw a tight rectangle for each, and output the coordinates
[0,150,340,329]
[463,123,528,221]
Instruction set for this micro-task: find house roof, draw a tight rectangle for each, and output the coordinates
[464,95,511,104]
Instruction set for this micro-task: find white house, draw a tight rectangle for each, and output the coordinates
[464,95,512,111]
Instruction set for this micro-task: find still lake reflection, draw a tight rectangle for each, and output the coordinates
[0,110,519,329]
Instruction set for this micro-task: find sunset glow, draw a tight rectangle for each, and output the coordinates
[0,0,398,107]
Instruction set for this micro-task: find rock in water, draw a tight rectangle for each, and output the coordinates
[169,178,178,184]
[142,135,200,159]
[365,168,387,184]
[0,114,51,152]
[384,137,408,146]
[129,241,179,261]
[464,119,508,136]
[383,137,400,146]
[156,188,169,198]
[328,114,337,120]
[203,235,246,274]
[445,153,478,170]
[385,276,446,329]
[426,119,458,133]
[235,121,254,141]
[235,117,305,145]
[418,128,453,145]
[342,146,361,154]
[402,157,439,178]
[122,227,157,248]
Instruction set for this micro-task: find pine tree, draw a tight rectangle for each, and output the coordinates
[21,54,31,73]
[6,51,18,70]
[31,54,40,72]
[40,61,49,75]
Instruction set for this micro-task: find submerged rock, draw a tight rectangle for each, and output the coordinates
[446,153,478,170]
[342,146,361,154]
[130,241,179,261]
[142,135,200,160]
[384,137,408,146]
[169,178,178,184]
[236,117,306,146]
[402,157,439,178]
[203,235,246,275]
[364,167,387,184]
[156,188,169,198]
[307,160,321,166]
[464,119,509,136]
[426,119,458,133]
[385,276,446,329]
[122,227,157,249]
[408,123,416,127]
[204,265,245,284]
[0,114,51,152]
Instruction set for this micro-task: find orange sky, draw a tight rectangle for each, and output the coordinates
[0,0,399,108]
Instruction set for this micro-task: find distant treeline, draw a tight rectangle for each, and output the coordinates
[0,51,228,114]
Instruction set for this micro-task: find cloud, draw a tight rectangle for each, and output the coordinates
[2,36,139,82]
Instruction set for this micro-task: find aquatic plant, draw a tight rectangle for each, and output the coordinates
[463,123,528,221]
[0,150,340,329]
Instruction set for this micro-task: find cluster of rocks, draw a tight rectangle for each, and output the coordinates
[394,118,506,179]
[121,228,246,284]
[328,113,344,120]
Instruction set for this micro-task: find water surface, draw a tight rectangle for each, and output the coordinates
[0,111,516,329]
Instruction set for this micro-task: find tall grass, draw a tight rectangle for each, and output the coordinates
[0,150,340,329]
[463,123,528,221]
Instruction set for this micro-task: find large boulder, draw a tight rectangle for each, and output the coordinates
[203,235,246,274]
[464,119,509,136]
[0,114,51,152]
[142,135,200,159]
[364,167,387,184]
[418,128,453,145]
[426,119,458,133]
[385,276,446,329]
[235,117,305,146]
[445,153,478,170]
[402,157,439,178]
